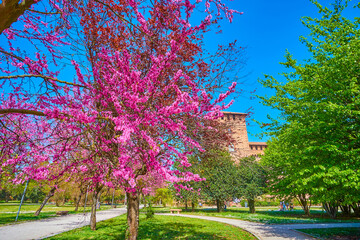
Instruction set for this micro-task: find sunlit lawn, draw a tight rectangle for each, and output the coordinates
[297,227,360,239]
[0,202,112,226]
[145,206,360,225]
[46,214,257,240]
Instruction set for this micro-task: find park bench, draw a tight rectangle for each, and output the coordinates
[56,211,69,216]
[169,209,182,214]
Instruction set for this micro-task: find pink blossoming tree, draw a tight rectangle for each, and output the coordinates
[0,0,242,238]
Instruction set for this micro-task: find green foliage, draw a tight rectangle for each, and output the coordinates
[236,157,266,200]
[153,188,173,207]
[145,204,154,219]
[259,0,360,213]
[193,149,242,211]
[235,156,267,213]
[255,200,280,207]
[27,186,46,203]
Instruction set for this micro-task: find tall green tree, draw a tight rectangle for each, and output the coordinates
[195,149,241,212]
[259,0,360,218]
[261,135,313,216]
[153,188,173,207]
[236,156,266,213]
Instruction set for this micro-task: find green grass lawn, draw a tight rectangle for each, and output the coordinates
[297,227,360,239]
[0,202,112,226]
[46,214,257,240]
[147,206,360,225]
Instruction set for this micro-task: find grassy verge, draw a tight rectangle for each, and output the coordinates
[146,206,360,225]
[297,227,360,239]
[46,214,256,240]
[0,203,113,226]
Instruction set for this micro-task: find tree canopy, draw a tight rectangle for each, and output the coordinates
[0,0,242,237]
[259,0,360,218]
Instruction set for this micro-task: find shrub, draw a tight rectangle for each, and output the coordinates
[145,204,154,219]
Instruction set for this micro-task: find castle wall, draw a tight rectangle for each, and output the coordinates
[221,112,267,159]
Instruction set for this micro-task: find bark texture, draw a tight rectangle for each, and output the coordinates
[297,194,310,216]
[323,202,338,219]
[340,204,351,216]
[34,187,56,216]
[248,198,255,213]
[74,185,87,211]
[126,191,140,240]
[351,202,360,217]
[216,199,224,212]
[0,0,36,34]
[74,192,83,211]
[90,184,103,231]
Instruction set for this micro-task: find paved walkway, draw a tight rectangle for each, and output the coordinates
[160,213,360,240]
[0,207,127,240]
[1,209,359,240]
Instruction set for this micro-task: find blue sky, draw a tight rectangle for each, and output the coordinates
[1,0,357,142]
[199,0,358,142]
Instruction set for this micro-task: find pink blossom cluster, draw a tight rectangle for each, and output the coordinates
[0,0,241,195]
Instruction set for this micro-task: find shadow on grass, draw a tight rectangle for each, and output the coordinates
[138,220,223,239]
[48,215,255,240]
[178,208,360,224]
[298,227,360,240]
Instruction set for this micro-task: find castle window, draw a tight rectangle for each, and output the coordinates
[229,144,234,152]
[233,114,236,120]
[255,146,258,150]
[227,114,230,120]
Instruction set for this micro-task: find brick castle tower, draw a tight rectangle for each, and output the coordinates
[220,111,267,159]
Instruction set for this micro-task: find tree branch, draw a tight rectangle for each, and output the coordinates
[0,109,45,116]
[0,0,36,34]
[0,74,87,88]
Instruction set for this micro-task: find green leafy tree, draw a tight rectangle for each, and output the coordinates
[236,156,266,213]
[27,185,46,203]
[154,188,173,207]
[195,149,242,212]
[261,136,313,215]
[170,183,200,211]
[259,0,360,218]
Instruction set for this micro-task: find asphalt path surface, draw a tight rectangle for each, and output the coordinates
[0,207,127,240]
[159,213,360,240]
[1,208,360,240]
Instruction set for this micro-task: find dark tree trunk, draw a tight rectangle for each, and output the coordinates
[34,187,56,216]
[297,194,310,216]
[340,204,351,216]
[248,198,255,213]
[323,202,338,219]
[5,191,9,203]
[74,192,83,211]
[185,198,188,211]
[90,184,103,231]
[191,201,195,212]
[216,199,223,212]
[125,191,140,240]
[351,202,360,217]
